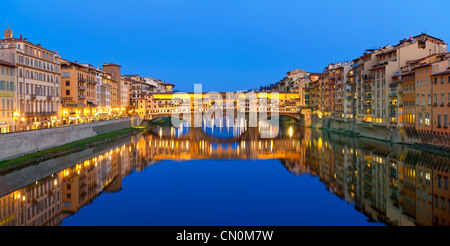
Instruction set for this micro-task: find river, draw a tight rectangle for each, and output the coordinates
[0,118,448,226]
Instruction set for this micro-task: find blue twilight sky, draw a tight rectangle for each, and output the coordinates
[1,0,449,92]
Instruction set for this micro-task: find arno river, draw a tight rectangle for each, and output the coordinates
[0,118,449,226]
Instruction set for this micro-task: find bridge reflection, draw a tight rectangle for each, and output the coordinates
[145,125,303,161]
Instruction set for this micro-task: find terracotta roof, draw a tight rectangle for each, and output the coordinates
[368,64,387,71]
[0,60,16,67]
[103,63,121,67]
[432,69,450,76]
[0,37,57,54]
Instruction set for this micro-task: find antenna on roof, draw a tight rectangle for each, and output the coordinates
[54,49,61,58]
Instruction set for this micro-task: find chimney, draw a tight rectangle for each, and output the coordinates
[23,38,27,41]
[20,34,22,40]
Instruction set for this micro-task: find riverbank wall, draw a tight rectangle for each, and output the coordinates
[0,116,143,162]
[310,115,449,148]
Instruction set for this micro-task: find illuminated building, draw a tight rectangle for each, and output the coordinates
[0,60,16,132]
[0,25,61,131]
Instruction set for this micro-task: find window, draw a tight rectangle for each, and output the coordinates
[422,91,426,106]
[425,113,430,126]
[61,72,70,78]
[66,81,70,86]
[418,112,423,125]
[66,90,70,96]
[426,172,431,185]
[428,91,431,105]
[442,77,445,84]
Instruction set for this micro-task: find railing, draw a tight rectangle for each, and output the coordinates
[30,94,37,99]
[47,96,52,101]
[363,75,374,82]
[389,112,396,117]
[25,111,57,117]
[79,86,86,91]
[62,103,86,108]
[78,78,86,82]
[363,85,372,90]
[78,94,86,99]
[389,82,398,87]
[364,104,372,108]
[389,92,398,97]
[364,94,372,99]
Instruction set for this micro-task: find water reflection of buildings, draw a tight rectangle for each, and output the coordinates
[301,128,450,226]
[0,135,153,226]
[0,174,62,226]
[0,124,449,226]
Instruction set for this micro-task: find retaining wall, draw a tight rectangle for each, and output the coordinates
[0,116,142,161]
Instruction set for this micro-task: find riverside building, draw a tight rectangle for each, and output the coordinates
[0,60,16,132]
[0,26,61,130]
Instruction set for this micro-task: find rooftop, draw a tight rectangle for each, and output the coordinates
[0,59,16,67]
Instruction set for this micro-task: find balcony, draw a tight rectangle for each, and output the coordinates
[346,96,354,100]
[389,82,398,88]
[364,94,372,99]
[389,112,396,117]
[78,86,86,91]
[393,72,402,77]
[78,78,86,82]
[363,75,374,82]
[363,85,372,91]
[78,94,86,99]
[30,94,37,100]
[62,103,86,108]
[364,104,372,108]
[389,104,398,108]
[47,96,52,101]
[389,92,398,97]
[25,111,57,117]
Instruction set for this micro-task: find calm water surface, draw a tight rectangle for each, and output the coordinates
[0,119,448,226]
